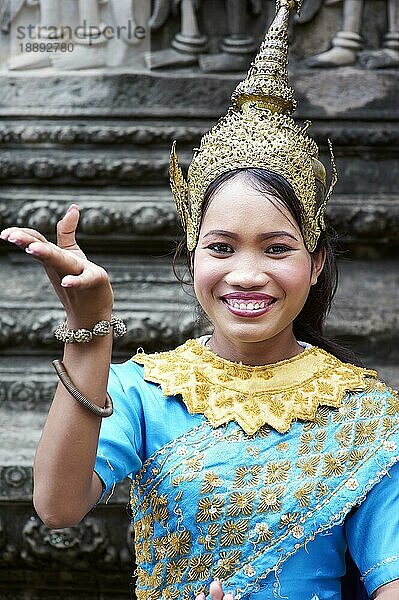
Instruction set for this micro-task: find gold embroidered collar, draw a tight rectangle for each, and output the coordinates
[132,339,376,435]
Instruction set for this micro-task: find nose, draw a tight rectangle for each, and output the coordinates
[224,255,269,289]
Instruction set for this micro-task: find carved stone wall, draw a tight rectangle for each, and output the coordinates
[0,1,398,598]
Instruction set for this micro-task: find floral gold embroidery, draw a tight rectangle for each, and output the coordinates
[187,553,213,581]
[135,540,152,563]
[199,523,220,551]
[234,465,262,488]
[277,442,289,453]
[298,430,326,455]
[134,514,154,541]
[303,406,330,430]
[332,397,358,423]
[168,530,191,557]
[294,482,315,507]
[136,563,163,588]
[253,521,274,541]
[161,586,180,599]
[220,519,249,546]
[150,492,169,522]
[196,495,224,522]
[153,536,168,560]
[315,481,329,499]
[360,395,383,418]
[201,471,224,494]
[296,456,320,478]
[279,512,299,529]
[165,559,189,585]
[354,420,378,445]
[264,460,291,484]
[227,491,256,516]
[334,424,353,448]
[213,550,242,579]
[322,453,346,478]
[386,392,399,416]
[258,485,285,513]
[129,365,399,599]
[348,448,368,468]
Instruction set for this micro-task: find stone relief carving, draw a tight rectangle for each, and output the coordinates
[0,0,266,72]
[0,466,30,489]
[146,0,262,72]
[305,0,399,68]
[199,0,262,73]
[0,310,198,351]
[21,516,117,567]
[0,516,16,566]
[1,0,398,71]
[1,122,399,147]
[0,0,150,70]
[145,0,207,69]
[0,380,55,410]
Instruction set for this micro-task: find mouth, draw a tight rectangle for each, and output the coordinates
[221,294,277,317]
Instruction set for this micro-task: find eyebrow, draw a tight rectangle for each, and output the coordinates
[203,229,299,242]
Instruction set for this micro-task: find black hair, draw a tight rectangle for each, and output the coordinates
[173,167,360,365]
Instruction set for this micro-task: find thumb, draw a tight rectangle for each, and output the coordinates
[57,204,80,249]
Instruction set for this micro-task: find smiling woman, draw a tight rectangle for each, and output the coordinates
[193,171,324,365]
[1,0,399,599]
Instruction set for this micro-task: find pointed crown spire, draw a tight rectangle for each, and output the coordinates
[170,0,336,253]
[232,0,297,114]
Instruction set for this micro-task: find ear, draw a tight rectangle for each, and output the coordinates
[310,248,326,286]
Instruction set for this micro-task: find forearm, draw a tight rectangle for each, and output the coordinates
[373,580,399,599]
[34,318,113,528]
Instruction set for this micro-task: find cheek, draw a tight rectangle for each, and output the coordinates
[271,257,313,293]
[193,255,224,299]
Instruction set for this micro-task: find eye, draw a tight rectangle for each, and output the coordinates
[266,244,293,255]
[206,243,234,254]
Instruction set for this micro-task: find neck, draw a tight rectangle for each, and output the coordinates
[207,329,304,366]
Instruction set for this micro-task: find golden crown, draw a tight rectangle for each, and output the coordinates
[169,0,337,252]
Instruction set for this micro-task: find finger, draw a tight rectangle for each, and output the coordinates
[224,594,235,600]
[57,204,80,250]
[0,227,47,247]
[210,580,224,600]
[24,240,84,277]
[195,594,206,600]
[60,264,108,290]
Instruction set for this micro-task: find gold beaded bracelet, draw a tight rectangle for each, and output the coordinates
[52,359,113,418]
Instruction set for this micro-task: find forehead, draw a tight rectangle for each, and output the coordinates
[200,176,300,234]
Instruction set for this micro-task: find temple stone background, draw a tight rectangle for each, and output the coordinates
[0,0,398,598]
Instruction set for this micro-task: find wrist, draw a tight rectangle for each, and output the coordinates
[65,310,113,330]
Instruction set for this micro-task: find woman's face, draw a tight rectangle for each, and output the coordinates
[193,175,325,362]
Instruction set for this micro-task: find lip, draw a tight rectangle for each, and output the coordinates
[222,292,275,301]
[221,294,277,318]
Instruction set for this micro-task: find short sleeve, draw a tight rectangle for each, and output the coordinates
[94,362,144,499]
[345,460,399,596]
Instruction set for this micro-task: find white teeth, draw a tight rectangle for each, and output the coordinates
[226,299,271,311]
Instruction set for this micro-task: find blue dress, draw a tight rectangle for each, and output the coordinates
[95,355,399,600]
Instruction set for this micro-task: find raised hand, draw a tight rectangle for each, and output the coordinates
[196,580,235,600]
[0,204,114,326]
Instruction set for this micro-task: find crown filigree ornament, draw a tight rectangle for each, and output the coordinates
[169,0,337,252]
